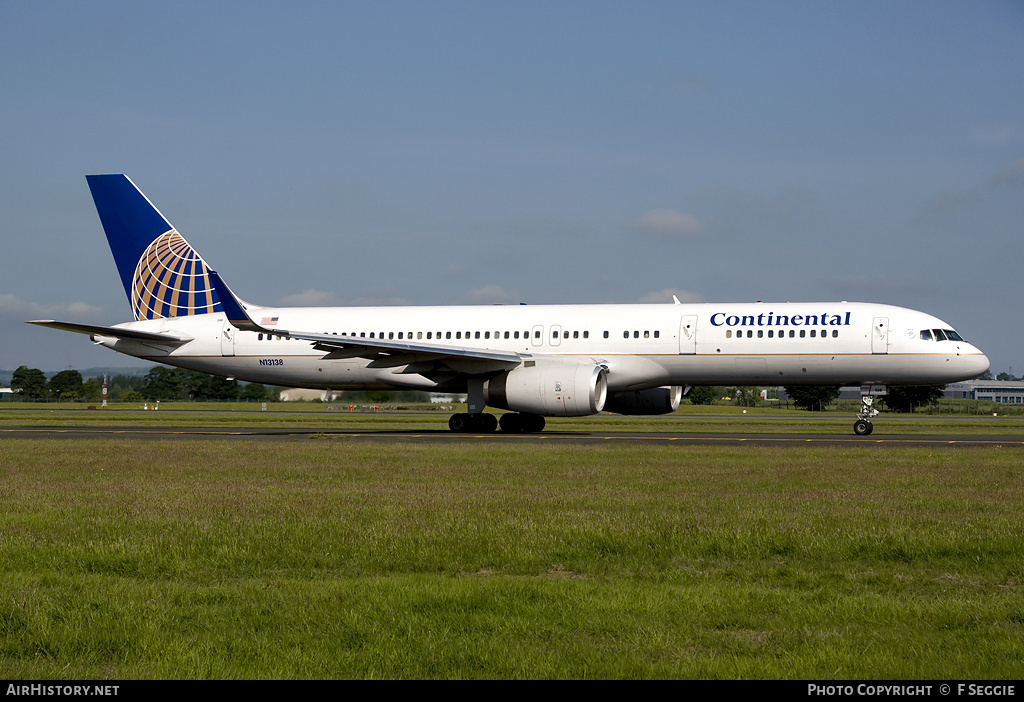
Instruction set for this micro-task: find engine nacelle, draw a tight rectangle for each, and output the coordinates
[484,363,608,417]
[603,386,682,415]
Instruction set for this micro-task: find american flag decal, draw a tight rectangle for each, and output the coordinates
[261,317,279,326]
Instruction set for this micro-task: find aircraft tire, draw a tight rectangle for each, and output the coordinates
[853,419,873,436]
[522,414,545,433]
[450,413,498,433]
[499,413,546,433]
[477,413,498,433]
[499,413,523,433]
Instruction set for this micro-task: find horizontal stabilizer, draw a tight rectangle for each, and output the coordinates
[27,320,192,344]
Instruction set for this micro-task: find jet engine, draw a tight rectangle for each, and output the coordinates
[484,363,608,417]
[603,386,682,415]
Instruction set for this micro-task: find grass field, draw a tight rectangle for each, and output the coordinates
[1,420,1022,679]
[4,400,1024,435]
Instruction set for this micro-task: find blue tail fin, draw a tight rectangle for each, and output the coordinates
[86,174,222,320]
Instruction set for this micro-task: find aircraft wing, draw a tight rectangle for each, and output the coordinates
[292,330,525,365]
[207,271,524,369]
[27,320,193,344]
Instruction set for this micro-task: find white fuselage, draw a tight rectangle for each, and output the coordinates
[94,301,989,396]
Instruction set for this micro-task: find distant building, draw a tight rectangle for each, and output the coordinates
[944,379,1024,404]
[278,388,331,402]
[429,393,464,404]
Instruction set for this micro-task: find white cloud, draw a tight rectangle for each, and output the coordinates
[635,288,704,304]
[277,288,409,307]
[462,285,522,305]
[277,289,344,307]
[919,156,1024,221]
[989,157,1024,191]
[973,124,1024,146]
[0,293,104,319]
[633,209,703,237]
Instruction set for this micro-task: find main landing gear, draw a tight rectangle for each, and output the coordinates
[449,378,547,433]
[448,412,545,433]
[853,388,883,435]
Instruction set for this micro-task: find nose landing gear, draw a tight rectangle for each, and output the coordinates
[854,387,884,435]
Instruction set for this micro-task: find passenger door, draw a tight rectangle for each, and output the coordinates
[679,316,697,354]
[221,319,236,357]
[871,317,889,354]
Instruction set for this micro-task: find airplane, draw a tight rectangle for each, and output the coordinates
[29,174,989,435]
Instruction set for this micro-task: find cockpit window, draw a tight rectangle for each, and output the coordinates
[922,328,965,342]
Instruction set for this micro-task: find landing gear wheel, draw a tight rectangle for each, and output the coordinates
[499,413,522,433]
[523,414,545,433]
[449,413,497,433]
[477,413,498,433]
[854,419,873,436]
[498,413,546,433]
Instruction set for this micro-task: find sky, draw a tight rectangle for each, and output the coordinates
[2,1,1022,376]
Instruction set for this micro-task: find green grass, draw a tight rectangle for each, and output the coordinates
[4,402,1024,435]
[1,439,1022,678]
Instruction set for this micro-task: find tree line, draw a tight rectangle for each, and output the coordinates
[687,384,947,413]
[6,365,280,403]
[4,365,949,412]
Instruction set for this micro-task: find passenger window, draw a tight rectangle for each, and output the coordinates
[456,332,461,339]
[398,332,403,339]
[446,331,451,339]
[514,331,519,339]
[644,331,650,338]
[584,331,589,339]
[634,330,640,338]
[832,330,838,338]
[573,331,579,339]
[534,330,540,339]
[757,330,763,338]
[726,330,732,339]
[799,330,805,338]
[654,331,659,338]
[603,331,609,338]
[475,332,480,339]
[810,330,816,338]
